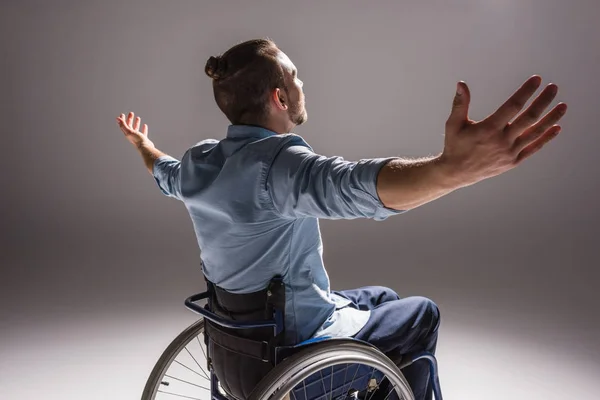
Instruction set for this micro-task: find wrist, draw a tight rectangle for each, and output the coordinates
[136,138,155,150]
[434,153,473,189]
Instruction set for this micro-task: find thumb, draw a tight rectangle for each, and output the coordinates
[446,81,471,131]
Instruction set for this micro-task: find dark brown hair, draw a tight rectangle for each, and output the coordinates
[205,38,288,125]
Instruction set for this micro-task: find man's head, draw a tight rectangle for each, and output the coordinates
[205,38,307,133]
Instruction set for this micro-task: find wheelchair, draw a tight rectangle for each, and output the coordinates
[141,276,443,400]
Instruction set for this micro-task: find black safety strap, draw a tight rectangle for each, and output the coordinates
[205,320,272,362]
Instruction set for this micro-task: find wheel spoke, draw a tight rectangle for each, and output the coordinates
[302,375,308,400]
[164,374,210,391]
[329,366,334,400]
[196,336,208,363]
[184,346,210,380]
[347,364,361,393]
[382,383,398,400]
[173,360,209,381]
[157,389,204,400]
[341,364,350,394]
[319,370,327,398]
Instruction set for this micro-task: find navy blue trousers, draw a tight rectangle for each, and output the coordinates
[333,286,440,400]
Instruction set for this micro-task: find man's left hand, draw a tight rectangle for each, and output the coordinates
[117,111,154,148]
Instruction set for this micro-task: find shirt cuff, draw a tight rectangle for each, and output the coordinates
[152,155,179,177]
[356,157,407,221]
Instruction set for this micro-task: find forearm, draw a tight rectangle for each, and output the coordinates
[136,139,168,175]
[376,154,466,211]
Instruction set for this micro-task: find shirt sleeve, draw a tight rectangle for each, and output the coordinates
[266,144,406,221]
[153,155,182,200]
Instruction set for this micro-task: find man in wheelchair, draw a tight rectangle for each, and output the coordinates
[117,38,566,400]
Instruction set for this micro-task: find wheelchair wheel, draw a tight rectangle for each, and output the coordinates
[141,318,218,400]
[249,340,414,400]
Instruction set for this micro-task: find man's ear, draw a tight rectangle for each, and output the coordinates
[271,88,288,111]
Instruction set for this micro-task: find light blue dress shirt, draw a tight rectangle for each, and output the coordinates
[152,125,404,344]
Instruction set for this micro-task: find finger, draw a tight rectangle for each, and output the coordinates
[134,116,141,132]
[117,114,134,136]
[515,125,561,164]
[484,75,542,129]
[512,103,567,152]
[118,124,130,136]
[505,83,558,138]
[127,112,135,127]
[117,113,127,126]
[445,81,471,132]
[142,124,148,136]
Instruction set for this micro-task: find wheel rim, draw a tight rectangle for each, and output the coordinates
[258,349,413,400]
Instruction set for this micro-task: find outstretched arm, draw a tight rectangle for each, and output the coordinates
[268,76,567,220]
[377,75,567,211]
[117,112,183,199]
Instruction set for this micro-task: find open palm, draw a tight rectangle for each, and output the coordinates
[117,111,152,148]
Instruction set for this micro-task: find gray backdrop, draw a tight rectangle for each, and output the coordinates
[1,0,598,399]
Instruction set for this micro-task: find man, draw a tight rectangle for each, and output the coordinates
[117,38,566,400]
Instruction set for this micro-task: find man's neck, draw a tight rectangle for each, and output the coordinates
[250,119,293,135]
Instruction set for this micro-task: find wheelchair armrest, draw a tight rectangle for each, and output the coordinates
[185,291,278,332]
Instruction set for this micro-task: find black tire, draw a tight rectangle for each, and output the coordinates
[140,319,206,400]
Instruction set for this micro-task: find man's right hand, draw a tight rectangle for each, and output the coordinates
[440,75,567,188]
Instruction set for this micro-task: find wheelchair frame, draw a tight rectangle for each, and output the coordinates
[183,290,444,400]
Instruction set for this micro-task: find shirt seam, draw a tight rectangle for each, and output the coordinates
[287,219,298,344]
[261,134,306,217]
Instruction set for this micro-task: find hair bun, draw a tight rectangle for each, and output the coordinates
[205,55,225,80]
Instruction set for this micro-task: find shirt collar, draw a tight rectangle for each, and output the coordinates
[226,124,279,139]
